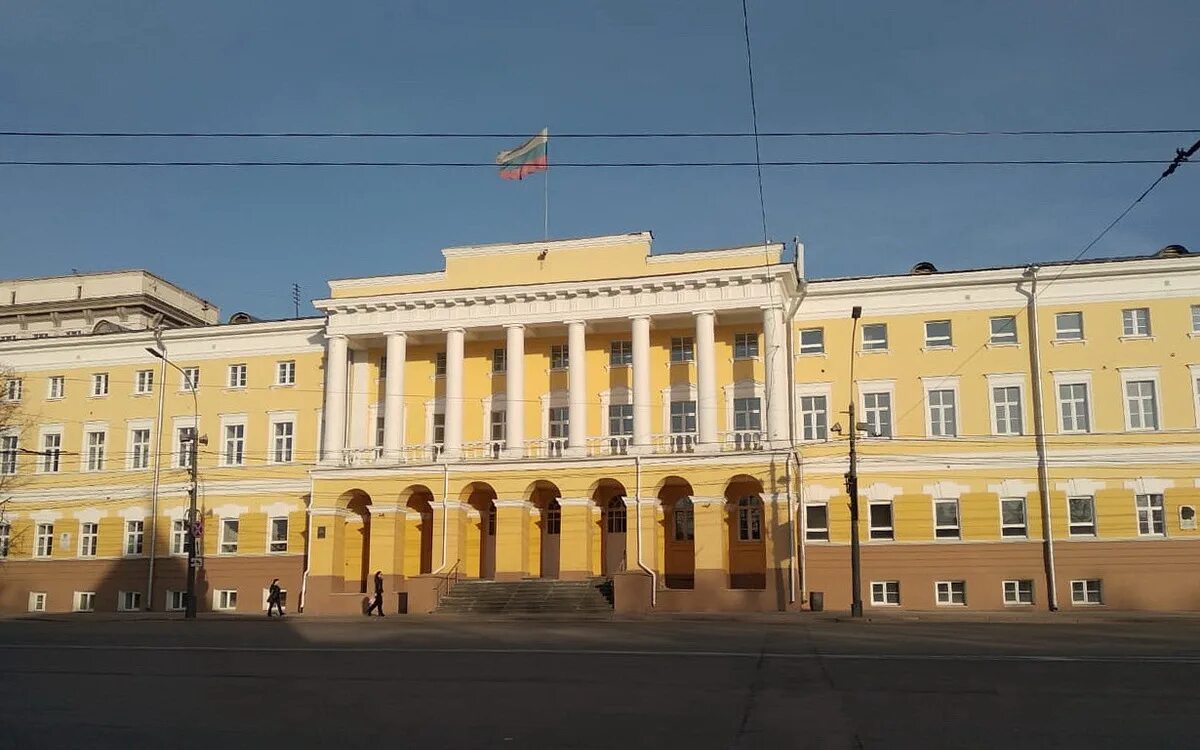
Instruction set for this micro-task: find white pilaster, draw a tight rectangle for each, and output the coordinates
[763,304,789,446]
[321,334,349,461]
[504,324,525,458]
[631,315,652,448]
[443,327,465,460]
[567,320,587,457]
[383,332,406,462]
[694,310,717,449]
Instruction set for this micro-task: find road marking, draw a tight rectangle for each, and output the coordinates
[0,643,1197,664]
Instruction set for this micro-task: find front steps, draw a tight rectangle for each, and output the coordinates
[436,577,614,615]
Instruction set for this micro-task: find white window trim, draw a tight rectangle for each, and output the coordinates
[73,591,96,612]
[125,419,154,471]
[267,411,298,465]
[117,590,143,612]
[659,384,697,435]
[1053,311,1085,342]
[1002,579,1034,606]
[931,497,960,540]
[28,592,47,612]
[1070,579,1104,606]
[179,366,200,393]
[133,369,155,396]
[275,360,297,386]
[732,332,760,361]
[860,323,889,353]
[77,520,100,557]
[219,414,248,467]
[227,363,248,389]
[1051,370,1094,434]
[1133,493,1167,538]
[985,373,1026,437]
[36,425,64,474]
[165,589,187,612]
[213,589,239,611]
[920,375,960,439]
[803,502,829,542]
[89,372,110,397]
[987,315,1020,347]
[598,387,632,439]
[46,375,65,400]
[1066,495,1098,537]
[796,326,826,356]
[81,421,108,473]
[999,496,1028,539]
[261,587,288,611]
[856,379,896,439]
[218,517,240,554]
[794,382,833,442]
[1117,366,1162,432]
[1120,307,1153,339]
[869,580,900,606]
[867,500,894,541]
[267,513,290,554]
[923,320,954,350]
[723,380,764,436]
[934,580,966,606]
[171,415,199,469]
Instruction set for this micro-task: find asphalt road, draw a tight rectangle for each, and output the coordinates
[2,615,1199,749]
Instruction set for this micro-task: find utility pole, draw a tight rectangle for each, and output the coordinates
[846,305,864,618]
[183,430,206,619]
[292,283,301,319]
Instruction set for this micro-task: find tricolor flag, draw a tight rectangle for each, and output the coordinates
[496,128,549,180]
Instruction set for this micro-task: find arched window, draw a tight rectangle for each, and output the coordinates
[737,495,763,542]
[606,497,627,533]
[673,497,694,542]
[546,499,561,535]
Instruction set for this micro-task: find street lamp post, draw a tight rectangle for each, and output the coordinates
[146,347,205,619]
[846,306,864,618]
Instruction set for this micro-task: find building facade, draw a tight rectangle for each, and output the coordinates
[1,233,1197,615]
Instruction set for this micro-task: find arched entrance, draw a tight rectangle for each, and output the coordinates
[337,489,372,593]
[591,477,629,576]
[461,482,498,579]
[658,476,695,589]
[528,480,562,579]
[402,485,435,576]
[726,475,767,590]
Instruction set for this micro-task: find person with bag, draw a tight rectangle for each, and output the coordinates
[365,570,385,617]
[267,578,284,617]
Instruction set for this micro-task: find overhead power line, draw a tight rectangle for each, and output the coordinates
[0,159,1182,169]
[0,128,1195,139]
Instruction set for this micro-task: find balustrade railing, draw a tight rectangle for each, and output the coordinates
[462,440,506,460]
[587,435,633,457]
[722,430,764,452]
[653,433,697,454]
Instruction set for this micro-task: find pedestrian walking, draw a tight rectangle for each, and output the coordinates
[365,570,385,616]
[267,578,284,617]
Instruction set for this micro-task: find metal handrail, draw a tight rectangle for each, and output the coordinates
[434,559,462,606]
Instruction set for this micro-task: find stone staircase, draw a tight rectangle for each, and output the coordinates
[436,578,614,615]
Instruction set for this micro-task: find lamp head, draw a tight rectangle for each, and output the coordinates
[851,305,862,320]
[145,347,164,359]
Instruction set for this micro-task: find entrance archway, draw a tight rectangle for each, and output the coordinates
[527,480,562,579]
[401,485,435,576]
[461,482,498,579]
[337,489,372,593]
[726,475,767,590]
[591,477,629,576]
[658,476,695,589]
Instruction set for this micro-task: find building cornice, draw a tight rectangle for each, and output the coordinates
[440,232,651,260]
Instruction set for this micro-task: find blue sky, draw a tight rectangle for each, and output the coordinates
[1,1,1196,319]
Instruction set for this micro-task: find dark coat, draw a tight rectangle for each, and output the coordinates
[268,583,281,603]
[373,574,384,595]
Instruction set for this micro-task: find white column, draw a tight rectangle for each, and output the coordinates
[694,310,717,448]
[631,315,652,448]
[321,334,349,461]
[443,327,465,460]
[504,324,525,458]
[383,332,406,462]
[763,304,789,446]
[567,320,587,456]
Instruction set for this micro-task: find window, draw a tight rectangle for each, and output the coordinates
[1122,307,1151,337]
[378,357,386,381]
[737,496,762,542]
[489,410,506,443]
[870,581,900,606]
[670,337,694,363]
[434,352,446,377]
[375,415,385,451]
[869,502,894,540]
[1000,498,1027,537]
[799,327,824,354]
[35,523,55,555]
[992,386,1023,435]
[935,581,966,606]
[29,593,47,612]
[228,364,247,388]
[166,590,187,612]
[1068,497,1096,536]
[130,428,151,470]
[491,348,506,374]
[215,589,238,611]
[1125,380,1159,431]
[1058,383,1091,433]
[805,504,828,541]
[433,413,445,446]
[861,323,888,351]
[1192,304,1200,334]
[125,520,144,556]
[672,499,694,541]
[548,406,570,443]
[171,519,188,555]
[800,395,828,441]
[606,498,627,533]
[0,522,9,558]
[85,430,106,471]
[550,344,569,370]
[733,397,762,432]
[1135,493,1165,536]
[3,378,22,402]
[669,400,696,434]
[862,392,892,438]
[609,340,632,366]
[734,333,759,359]
[608,404,633,436]
[546,500,561,535]
[220,519,239,554]
[78,522,98,557]
[135,369,154,395]
[927,389,957,437]
[47,375,65,399]
[181,367,199,391]
[1055,312,1083,341]
[74,592,96,612]
[1071,579,1103,605]
[277,360,296,385]
[224,423,245,466]
[934,498,960,539]
[40,433,61,473]
[272,421,294,463]
[1003,579,1034,605]
[176,427,196,469]
[91,372,109,396]
[0,435,15,476]
[989,316,1018,345]
[269,517,289,553]
[924,320,952,348]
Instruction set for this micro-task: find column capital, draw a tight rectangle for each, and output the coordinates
[503,323,526,331]
[385,331,408,340]
[692,309,716,318]
[442,326,466,334]
[629,314,651,322]
[564,318,586,326]
[325,333,349,342]
[760,303,785,312]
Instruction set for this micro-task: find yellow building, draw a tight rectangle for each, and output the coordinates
[1,234,1197,614]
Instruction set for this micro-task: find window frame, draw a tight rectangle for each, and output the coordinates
[1002,579,1034,606]
[736,496,763,542]
[117,590,143,612]
[924,383,959,438]
[34,523,54,557]
[934,580,966,606]
[276,360,296,386]
[798,327,825,355]
[166,590,187,612]
[858,381,895,439]
[1054,311,1084,341]
[1000,497,1028,538]
[1070,579,1103,605]
[989,315,1018,345]
[491,348,506,374]
[124,520,145,557]
[214,589,238,611]
[434,352,447,377]
[670,336,695,364]
[732,396,762,433]
[28,592,48,612]
[227,363,248,389]
[271,419,295,464]
[47,375,65,400]
[607,403,633,437]
[1121,307,1152,338]
[870,580,900,606]
[933,498,960,539]
[924,320,953,348]
[74,591,97,613]
[1067,496,1097,537]
[134,369,154,395]
[181,366,200,392]
[609,340,633,367]
[1122,375,1161,432]
[78,522,99,557]
[129,427,152,470]
[799,394,829,441]
[860,323,888,352]
[549,344,570,371]
[268,516,289,553]
[84,429,107,472]
[0,434,16,476]
[222,420,247,467]
[39,430,61,474]
[672,498,694,542]
[733,332,759,360]
[1135,493,1165,537]
[989,381,1025,436]
[171,519,187,556]
[90,372,109,397]
[219,518,240,554]
[3,377,23,402]
[1056,379,1092,434]
[868,501,894,540]
[804,503,829,541]
[669,399,697,435]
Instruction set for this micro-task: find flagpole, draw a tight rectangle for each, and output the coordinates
[543,133,550,242]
